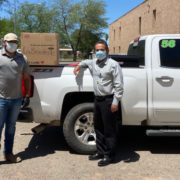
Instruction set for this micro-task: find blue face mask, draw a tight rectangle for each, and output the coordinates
[96,50,106,60]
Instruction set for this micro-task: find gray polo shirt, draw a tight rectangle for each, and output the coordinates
[0,48,30,99]
[79,57,123,106]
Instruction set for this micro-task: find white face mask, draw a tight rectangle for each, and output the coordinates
[6,42,18,53]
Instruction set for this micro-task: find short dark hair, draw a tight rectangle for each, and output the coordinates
[94,39,109,51]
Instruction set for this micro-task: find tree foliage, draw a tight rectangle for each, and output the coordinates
[0,18,13,38]
[0,0,7,7]
[71,29,101,59]
[16,2,55,34]
[53,0,108,61]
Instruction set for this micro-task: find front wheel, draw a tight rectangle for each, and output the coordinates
[63,103,97,154]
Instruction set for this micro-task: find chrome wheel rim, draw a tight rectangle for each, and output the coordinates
[74,112,96,145]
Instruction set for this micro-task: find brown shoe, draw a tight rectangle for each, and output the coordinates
[4,154,22,163]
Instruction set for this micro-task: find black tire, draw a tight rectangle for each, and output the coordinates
[63,103,97,154]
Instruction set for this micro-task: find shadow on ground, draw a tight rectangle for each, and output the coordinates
[15,126,69,162]
[113,126,180,164]
[1,126,180,164]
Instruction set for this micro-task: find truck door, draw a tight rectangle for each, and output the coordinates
[152,37,180,124]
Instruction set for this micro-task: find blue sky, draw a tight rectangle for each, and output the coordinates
[104,0,145,33]
[1,0,145,33]
[105,0,145,23]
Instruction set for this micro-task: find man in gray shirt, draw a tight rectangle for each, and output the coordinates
[74,40,123,166]
[0,33,31,163]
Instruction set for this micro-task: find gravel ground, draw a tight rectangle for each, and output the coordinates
[1,122,180,180]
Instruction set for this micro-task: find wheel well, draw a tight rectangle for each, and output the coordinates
[60,92,123,126]
[60,92,94,123]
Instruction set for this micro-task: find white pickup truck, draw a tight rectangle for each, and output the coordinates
[20,34,180,154]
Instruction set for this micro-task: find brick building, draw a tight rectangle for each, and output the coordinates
[109,0,180,54]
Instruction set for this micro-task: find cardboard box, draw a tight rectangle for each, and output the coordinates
[21,33,59,66]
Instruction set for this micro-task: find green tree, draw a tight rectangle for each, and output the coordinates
[0,18,14,38]
[15,2,55,34]
[0,0,8,7]
[105,33,109,41]
[53,0,108,61]
[71,29,102,59]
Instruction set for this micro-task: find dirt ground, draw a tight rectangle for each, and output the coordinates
[0,122,180,180]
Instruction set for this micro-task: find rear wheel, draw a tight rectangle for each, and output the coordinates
[63,103,96,154]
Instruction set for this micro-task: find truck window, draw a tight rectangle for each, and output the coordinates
[109,54,141,68]
[127,40,145,66]
[159,39,180,68]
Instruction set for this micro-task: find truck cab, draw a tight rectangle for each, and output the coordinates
[127,34,180,126]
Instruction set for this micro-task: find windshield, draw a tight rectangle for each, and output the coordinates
[127,40,145,66]
[159,39,180,68]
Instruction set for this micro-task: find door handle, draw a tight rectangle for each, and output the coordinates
[156,76,174,83]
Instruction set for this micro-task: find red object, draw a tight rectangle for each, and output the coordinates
[134,36,140,42]
[22,75,34,98]
[24,34,30,38]
[68,62,79,66]
[22,76,25,97]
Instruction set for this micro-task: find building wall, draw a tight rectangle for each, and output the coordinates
[109,0,180,54]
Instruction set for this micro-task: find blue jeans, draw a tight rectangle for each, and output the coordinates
[0,98,22,155]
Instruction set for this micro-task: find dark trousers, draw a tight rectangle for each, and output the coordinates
[94,96,118,157]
